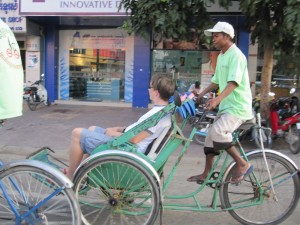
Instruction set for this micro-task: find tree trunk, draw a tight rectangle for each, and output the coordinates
[260,38,273,120]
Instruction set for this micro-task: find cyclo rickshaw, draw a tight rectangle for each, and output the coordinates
[28,92,300,225]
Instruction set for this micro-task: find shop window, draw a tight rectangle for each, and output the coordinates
[152,50,217,93]
[69,48,125,101]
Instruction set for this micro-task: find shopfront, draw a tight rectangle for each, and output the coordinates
[59,29,133,103]
[16,0,256,108]
[151,49,219,93]
[18,0,150,106]
[150,15,253,94]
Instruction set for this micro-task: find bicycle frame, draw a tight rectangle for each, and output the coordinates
[159,129,260,212]
[160,115,300,214]
[83,98,299,213]
[27,94,300,225]
[72,102,234,208]
[0,160,74,224]
[0,179,64,224]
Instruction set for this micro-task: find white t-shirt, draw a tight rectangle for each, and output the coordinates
[188,84,202,95]
[0,19,24,120]
[125,106,171,153]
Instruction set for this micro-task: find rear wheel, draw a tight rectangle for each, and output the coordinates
[220,152,300,225]
[287,124,300,154]
[27,95,37,111]
[73,156,160,225]
[45,98,51,106]
[290,98,299,114]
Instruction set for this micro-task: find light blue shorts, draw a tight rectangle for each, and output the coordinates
[80,126,114,154]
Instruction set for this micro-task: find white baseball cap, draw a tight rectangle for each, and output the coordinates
[204,21,235,39]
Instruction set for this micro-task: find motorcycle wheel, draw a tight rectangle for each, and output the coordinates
[290,99,299,114]
[288,124,300,154]
[252,126,272,149]
[45,98,51,106]
[27,96,37,111]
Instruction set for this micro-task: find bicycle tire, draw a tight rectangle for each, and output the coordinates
[220,152,300,225]
[288,124,300,154]
[45,97,51,106]
[27,97,37,111]
[73,155,160,225]
[0,165,81,225]
[290,98,299,114]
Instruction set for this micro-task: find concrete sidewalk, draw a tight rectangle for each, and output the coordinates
[1,103,300,225]
[0,103,148,161]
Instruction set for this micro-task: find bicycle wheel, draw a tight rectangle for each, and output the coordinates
[45,97,51,106]
[73,156,160,225]
[0,165,81,225]
[290,98,299,114]
[220,152,300,225]
[27,96,37,111]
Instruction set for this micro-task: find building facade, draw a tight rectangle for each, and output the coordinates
[1,0,257,108]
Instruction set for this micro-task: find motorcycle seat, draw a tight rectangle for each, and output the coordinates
[26,87,38,92]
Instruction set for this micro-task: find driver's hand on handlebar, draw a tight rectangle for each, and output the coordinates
[206,98,218,110]
[197,92,205,100]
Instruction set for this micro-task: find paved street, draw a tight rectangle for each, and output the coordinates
[1,102,300,224]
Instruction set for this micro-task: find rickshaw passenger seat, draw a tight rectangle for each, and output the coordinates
[146,125,173,160]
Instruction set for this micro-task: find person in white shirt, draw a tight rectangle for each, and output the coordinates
[188,81,202,96]
[67,75,175,179]
[0,18,24,123]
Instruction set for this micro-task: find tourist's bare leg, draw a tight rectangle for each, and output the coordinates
[67,128,84,180]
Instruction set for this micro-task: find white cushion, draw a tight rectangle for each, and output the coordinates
[147,125,172,161]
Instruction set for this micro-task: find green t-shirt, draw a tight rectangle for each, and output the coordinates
[0,19,24,120]
[211,44,253,120]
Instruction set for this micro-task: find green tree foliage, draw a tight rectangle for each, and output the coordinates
[239,0,300,118]
[120,0,300,118]
[119,0,216,46]
[240,0,300,54]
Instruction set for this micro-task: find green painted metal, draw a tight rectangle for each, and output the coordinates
[28,97,298,216]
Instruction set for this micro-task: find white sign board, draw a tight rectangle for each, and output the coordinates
[0,0,26,32]
[25,51,40,83]
[19,0,126,15]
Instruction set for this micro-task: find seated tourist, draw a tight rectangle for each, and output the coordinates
[67,75,175,179]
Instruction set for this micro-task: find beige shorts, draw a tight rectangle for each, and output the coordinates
[204,113,245,149]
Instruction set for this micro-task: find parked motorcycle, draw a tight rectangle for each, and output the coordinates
[23,74,50,111]
[270,97,300,154]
